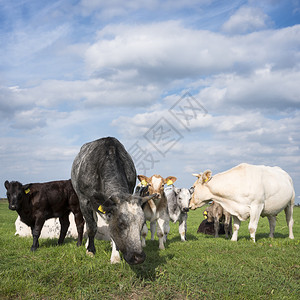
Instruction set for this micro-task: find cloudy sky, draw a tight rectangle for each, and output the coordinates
[1,0,300,203]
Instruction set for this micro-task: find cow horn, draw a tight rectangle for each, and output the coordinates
[140,193,159,205]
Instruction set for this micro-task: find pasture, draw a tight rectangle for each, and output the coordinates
[0,200,299,299]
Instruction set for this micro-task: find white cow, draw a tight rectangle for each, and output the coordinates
[164,185,194,241]
[189,163,295,242]
[15,213,110,241]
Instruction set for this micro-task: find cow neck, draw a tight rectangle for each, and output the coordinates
[17,193,34,225]
[100,164,130,198]
[168,193,180,221]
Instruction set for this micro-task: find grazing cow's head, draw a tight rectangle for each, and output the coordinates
[92,193,157,265]
[189,170,213,210]
[4,180,30,211]
[173,187,194,213]
[137,175,177,199]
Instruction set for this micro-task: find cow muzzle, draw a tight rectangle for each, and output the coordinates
[182,207,189,213]
[9,204,17,211]
[125,251,146,265]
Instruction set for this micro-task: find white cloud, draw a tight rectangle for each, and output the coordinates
[222,6,272,34]
[84,22,300,85]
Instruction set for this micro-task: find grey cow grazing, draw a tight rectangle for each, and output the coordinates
[164,185,194,241]
[206,201,232,238]
[71,137,157,265]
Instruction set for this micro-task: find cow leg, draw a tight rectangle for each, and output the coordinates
[248,204,264,242]
[80,202,97,255]
[267,215,276,238]
[58,213,70,245]
[150,221,156,241]
[141,223,148,247]
[110,239,121,264]
[231,216,241,241]
[213,217,220,238]
[164,220,170,243]
[224,215,232,239]
[284,203,294,239]
[31,219,45,251]
[73,212,85,246]
[156,218,165,250]
[178,214,187,241]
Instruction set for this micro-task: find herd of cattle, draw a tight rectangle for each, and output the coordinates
[4,137,295,265]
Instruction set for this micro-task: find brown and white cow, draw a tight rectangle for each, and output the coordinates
[205,201,232,238]
[137,175,177,250]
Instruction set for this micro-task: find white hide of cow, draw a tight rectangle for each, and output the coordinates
[189,163,295,242]
[15,213,110,241]
[164,185,193,241]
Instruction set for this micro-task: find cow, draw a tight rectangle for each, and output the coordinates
[15,213,110,241]
[205,201,232,238]
[164,185,194,241]
[4,179,84,251]
[189,163,295,242]
[71,137,157,265]
[137,175,177,250]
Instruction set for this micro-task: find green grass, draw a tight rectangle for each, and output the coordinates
[0,200,299,299]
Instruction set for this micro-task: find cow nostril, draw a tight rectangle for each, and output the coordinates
[183,208,189,213]
[132,252,146,265]
[9,204,16,210]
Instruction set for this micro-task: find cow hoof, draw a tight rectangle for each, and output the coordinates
[86,250,95,257]
[111,256,121,264]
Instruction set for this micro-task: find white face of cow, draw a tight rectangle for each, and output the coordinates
[103,193,158,265]
[189,170,213,210]
[107,198,145,264]
[174,187,193,213]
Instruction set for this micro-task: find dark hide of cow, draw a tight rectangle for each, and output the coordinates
[4,179,84,251]
[197,220,225,236]
[71,137,156,265]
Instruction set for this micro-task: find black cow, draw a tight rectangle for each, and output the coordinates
[71,137,157,265]
[4,179,84,251]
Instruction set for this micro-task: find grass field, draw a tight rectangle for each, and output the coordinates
[0,200,299,299]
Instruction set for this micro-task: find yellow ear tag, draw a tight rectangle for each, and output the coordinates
[203,210,208,219]
[204,177,209,182]
[167,180,173,186]
[25,188,30,194]
[141,179,148,187]
[98,205,106,214]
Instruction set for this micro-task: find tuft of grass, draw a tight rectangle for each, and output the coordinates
[0,200,299,299]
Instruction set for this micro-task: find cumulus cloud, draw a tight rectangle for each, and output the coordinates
[84,22,300,84]
[222,6,272,34]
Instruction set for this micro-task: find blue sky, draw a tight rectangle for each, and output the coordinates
[1,0,300,204]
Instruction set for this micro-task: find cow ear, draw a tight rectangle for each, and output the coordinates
[109,195,121,205]
[164,176,177,185]
[192,173,201,178]
[202,170,212,184]
[189,187,194,194]
[23,184,32,194]
[100,198,117,214]
[137,175,150,187]
[173,187,180,195]
[4,180,10,190]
